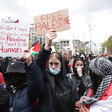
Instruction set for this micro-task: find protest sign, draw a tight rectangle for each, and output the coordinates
[0,23,30,57]
[34,8,70,35]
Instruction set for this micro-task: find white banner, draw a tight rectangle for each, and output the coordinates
[0,23,30,57]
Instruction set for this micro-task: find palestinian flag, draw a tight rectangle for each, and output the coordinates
[14,20,19,23]
[30,41,41,56]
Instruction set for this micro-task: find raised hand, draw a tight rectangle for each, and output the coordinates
[77,66,83,77]
[23,50,32,66]
[44,29,57,50]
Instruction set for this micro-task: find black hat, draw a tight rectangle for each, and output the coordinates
[12,57,18,60]
[4,61,26,75]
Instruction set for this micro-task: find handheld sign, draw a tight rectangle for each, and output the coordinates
[0,23,30,57]
[34,8,70,35]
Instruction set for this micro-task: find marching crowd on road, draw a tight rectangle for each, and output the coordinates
[0,29,112,112]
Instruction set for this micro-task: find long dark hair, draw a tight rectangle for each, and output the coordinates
[73,57,85,67]
[89,69,102,94]
[73,57,85,79]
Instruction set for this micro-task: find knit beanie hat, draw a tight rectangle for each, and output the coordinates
[80,57,112,105]
[89,57,112,77]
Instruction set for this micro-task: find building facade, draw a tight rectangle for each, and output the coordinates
[52,40,70,52]
[29,24,45,48]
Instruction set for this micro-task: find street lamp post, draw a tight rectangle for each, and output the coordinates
[88,25,92,52]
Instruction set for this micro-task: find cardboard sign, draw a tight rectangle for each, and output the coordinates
[0,23,30,57]
[34,8,70,35]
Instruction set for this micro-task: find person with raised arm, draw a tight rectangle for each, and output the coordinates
[36,29,79,112]
[3,50,44,112]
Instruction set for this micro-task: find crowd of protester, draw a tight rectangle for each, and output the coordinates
[0,29,112,112]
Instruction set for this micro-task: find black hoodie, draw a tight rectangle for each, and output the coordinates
[71,59,91,98]
[36,45,79,112]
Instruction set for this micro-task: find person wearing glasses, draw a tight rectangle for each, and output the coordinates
[36,29,79,112]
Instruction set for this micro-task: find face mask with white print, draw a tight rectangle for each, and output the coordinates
[49,67,61,75]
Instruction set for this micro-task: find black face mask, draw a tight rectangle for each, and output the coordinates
[5,73,26,87]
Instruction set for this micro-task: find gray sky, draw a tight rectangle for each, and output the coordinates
[0,0,112,49]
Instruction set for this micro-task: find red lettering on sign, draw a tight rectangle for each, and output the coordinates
[47,22,52,30]
[65,16,70,24]
[47,14,51,20]
[52,12,57,21]
[6,36,20,41]
[35,16,70,31]
[41,15,46,21]
[52,20,56,29]
[57,11,63,19]
[41,22,47,30]
[35,23,41,32]
[0,46,22,53]
[5,25,16,30]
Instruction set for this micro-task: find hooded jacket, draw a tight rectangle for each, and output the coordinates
[36,45,79,112]
[71,61,91,98]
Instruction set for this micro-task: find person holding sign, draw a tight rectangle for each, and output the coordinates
[36,29,79,112]
[3,50,44,112]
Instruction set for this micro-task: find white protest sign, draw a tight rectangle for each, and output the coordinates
[34,8,70,35]
[0,23,30,57]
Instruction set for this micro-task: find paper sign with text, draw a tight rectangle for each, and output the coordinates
[0,23,30,57]
[34,8,70,35]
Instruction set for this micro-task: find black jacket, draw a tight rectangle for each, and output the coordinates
[69,72,91,98]
[6,60,44,112]
[36,46,79,112]
[0,85,9,112]
[64,60,72,73]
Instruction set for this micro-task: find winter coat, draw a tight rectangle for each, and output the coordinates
[6,60,44,112]
[68,69,91,98]
[36,46,79,112]
[0,85,9,112]
[64,60,72,73]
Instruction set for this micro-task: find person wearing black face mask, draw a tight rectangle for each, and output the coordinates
[3,50,44,112]
[4,73,27,87]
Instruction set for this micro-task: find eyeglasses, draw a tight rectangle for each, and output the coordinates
[49,62,59,66]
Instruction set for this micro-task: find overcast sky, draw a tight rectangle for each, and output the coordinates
[0,0,112,49]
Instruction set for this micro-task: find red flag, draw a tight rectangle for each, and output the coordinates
[32,41,40,52]
[15,20,19,23]
[68,63,72,67]
[59,50,62,53]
